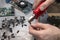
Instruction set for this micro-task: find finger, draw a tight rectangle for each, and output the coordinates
[33,0,42,9]
[29,26,39,36]
[46,0,55,4]
[40,1,49,11]
[31,23,50,29]
[40,0,55,11]
[32,0,37,9]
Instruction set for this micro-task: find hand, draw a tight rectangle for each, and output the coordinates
[33,0,55,11]
[29,23,60,40]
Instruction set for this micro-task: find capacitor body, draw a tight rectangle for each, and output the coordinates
[33,1,48,19]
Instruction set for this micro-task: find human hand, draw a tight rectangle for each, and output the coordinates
[33,0,55,11]
[29,23,60,40]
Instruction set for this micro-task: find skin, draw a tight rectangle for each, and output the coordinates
[33,0,55,11]
[29,23,60,40]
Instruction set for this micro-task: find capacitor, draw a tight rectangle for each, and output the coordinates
[18,1,28,8]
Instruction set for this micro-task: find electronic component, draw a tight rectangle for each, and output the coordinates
[2,32,7,39]
[17,30,19,33]
[2,32,6,37]
[20,16,26,27]
[9,28,12,33]
[11,34,15,38]
[0,28,2,30]
[8,36,10,40]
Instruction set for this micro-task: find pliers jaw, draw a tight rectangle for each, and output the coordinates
[28,15,35,24]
